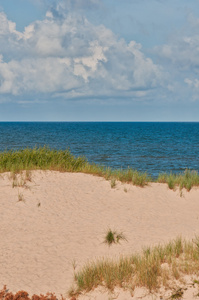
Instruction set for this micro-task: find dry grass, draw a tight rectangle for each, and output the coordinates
[10,170,32,189]
[69,236,199,297]
[18,192,25,202]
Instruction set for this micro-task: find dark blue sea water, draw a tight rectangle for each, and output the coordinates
[0,122,199,177]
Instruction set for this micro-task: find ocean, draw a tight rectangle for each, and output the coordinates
[0,122,199,177]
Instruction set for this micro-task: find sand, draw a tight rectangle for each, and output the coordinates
[1,170,199,299]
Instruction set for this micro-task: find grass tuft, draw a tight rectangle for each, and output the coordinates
[110,178,116,188]
[18,192,25,202]
[157,169,199,191]
[104,229,127,246]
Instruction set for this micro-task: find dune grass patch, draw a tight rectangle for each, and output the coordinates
[0,147,151,187]
[69,237,199,297]
[0,147,199,190]
[157,169,199,191]
[0,147,87,173]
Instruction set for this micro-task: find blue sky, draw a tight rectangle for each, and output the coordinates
[0,0,199,121]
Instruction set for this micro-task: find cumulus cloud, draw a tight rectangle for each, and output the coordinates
[0,9,164,101]
[155,14,199,72]
[153,13,199,100]
[156,36,199,71]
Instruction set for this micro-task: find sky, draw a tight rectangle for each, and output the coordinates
[0,0,199,121]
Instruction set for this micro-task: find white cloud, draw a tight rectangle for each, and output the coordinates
[155,14,199,72]
[0,11,16,35]
[152,13,199,101]
[185,78,199,89]
[0,10,164,101]
[156,36,199,71]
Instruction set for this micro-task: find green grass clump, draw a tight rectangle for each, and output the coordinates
[69,237,199,297]
[104,229,127,246]
[157,169,199,191]
[0,147,87,173]
[111,169,151,187]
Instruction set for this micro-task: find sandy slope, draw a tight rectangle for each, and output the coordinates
[1,171,199,299]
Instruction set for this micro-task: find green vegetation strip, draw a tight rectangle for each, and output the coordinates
[69,237,199,296]
[0,147,199,190]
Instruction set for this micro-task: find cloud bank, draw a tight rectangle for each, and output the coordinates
[0,6,164,101]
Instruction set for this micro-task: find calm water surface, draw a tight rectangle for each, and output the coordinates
[0,122,199,177]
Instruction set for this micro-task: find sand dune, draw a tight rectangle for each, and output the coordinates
[1,171,199,299]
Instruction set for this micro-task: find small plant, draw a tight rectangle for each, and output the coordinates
[124,187,127,193]
[12,179,18,188]
[10,171,17,188]
[18,192,25,202]
[193,279,199,285]
[104,229,127,246]
[72,259,77,272]
[25,170,32,182]
[168,174,175,190]
[11,172,26,188]
[9,171,17,180]
[170,287,184,299]
[110,178,116,188]
[10,171,32,189]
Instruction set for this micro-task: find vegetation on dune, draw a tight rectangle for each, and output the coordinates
[1,148,199,298]
[69,236,199,297]
[2,238,199,299]
[104,229,128,246]
[0,147,87,173]
[157,169,199,191]
[0,147,199,190]
[0,147,151,187]
[0,286,63,300]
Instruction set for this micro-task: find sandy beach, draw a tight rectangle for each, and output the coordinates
[1,170,199,299]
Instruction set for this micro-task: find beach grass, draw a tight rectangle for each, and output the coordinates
[0,147,199,190]
[104,229,127,246]
[0,147,151,186]
[69,236,199,297]
[157,169,199,191]
[0,147,87,173]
